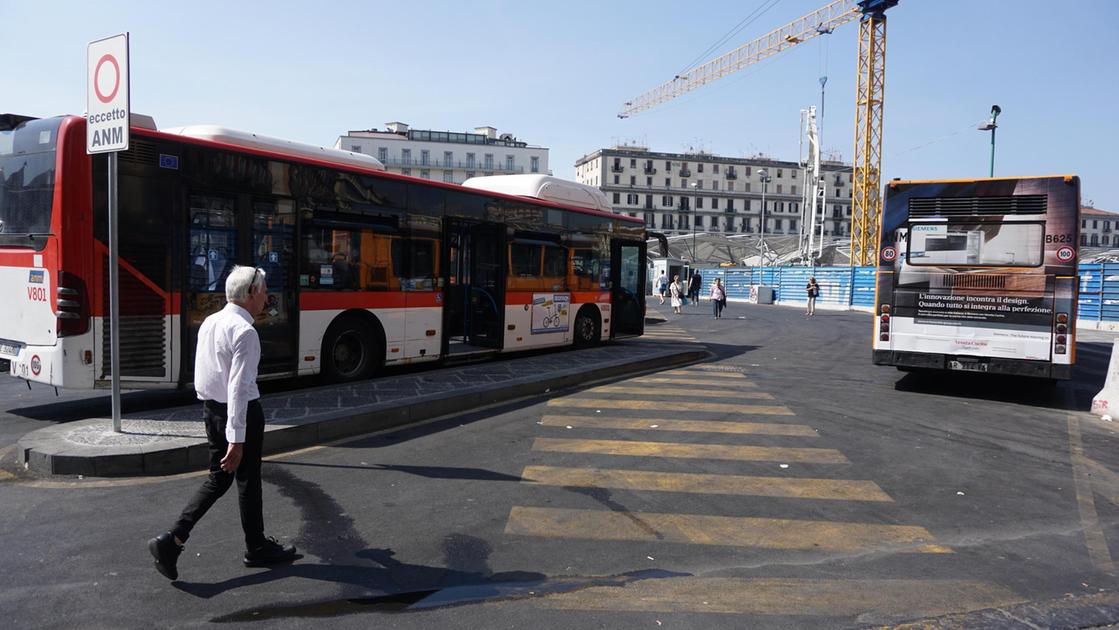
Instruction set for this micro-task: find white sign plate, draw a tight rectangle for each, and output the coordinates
[87,33,130,154]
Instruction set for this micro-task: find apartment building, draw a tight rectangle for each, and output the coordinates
[1081,206,1119,247]
[574,145,853,238]
[335,122,549,185]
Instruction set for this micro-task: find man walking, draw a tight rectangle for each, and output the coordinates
[148,266,296,580]
[655,271,668,305]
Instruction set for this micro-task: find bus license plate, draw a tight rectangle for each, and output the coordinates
[0,342,21,358]
[948,360,987,373]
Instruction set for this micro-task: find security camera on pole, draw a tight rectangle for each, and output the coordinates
[87,33,130,432]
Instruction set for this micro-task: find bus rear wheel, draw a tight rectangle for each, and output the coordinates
[573,308,601,348]
[322,317,380,382]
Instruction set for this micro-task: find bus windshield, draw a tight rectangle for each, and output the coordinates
[0,117,61,248]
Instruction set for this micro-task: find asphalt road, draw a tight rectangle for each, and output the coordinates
[3,303,1119,629]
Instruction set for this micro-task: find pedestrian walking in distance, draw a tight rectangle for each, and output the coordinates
[148,266,297,581]
[669,274,684,314]
[656,271,668,305]
[806,276,820,316]
[688,270,702,306]
[710,277,727,319]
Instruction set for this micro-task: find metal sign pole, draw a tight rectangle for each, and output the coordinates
[109,151,121,432]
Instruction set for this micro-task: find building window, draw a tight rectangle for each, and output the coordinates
[444,151,453,165]
[712,198,719,210]
[681,179,688,188]
[791,185,797,195]
[630,158,637,168]
[350,145,361,153]
[484,154,494,169]
[745,166,752,176]
[531,156,539,173]
[776,185,783,194]
[377,147,388,162]
[420,169,430,179]
[726,199,734,211]
[714,164,720,174]
[630,175,636,185]
[421,150,430,166]
[665,160,672,170]
[745,183,751,193]
[466,153,476,168]
[662,195,673,206]
[698,163,704,173]
[696,215,704,227]
[505,155,514,171]
[665,178,671,187]
[402,168,411,176]
[613,192,620,204]
[777,169,783,178]
[402,149,411,163]
[466,171,476,179]
[712,181,719,191]
[647,177,653,186]
[443,170,453,183]
[697,180,703,190]
[627,194,639,205]
[614,175,620,184]
[697,197,704,209]
[790,219,797,232]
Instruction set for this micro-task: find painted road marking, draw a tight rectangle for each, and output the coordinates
[585,386,773,399]
[505,506,951,552]
[532,437,848,464]
[521,465,892,501]
[533,577,1018,615]
[539,415,816,436]
[630,376,759,387]
[547,398,793,415]
[661,369,747,379]
[1068,415,1116,572]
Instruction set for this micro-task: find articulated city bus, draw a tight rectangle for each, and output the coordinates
[872,175,1080,379]
[0,114,646,389]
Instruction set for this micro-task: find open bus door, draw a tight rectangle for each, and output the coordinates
[610,238,646,338]
[443,219,505,355]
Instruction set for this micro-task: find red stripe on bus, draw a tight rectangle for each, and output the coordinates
[506,291,611,305]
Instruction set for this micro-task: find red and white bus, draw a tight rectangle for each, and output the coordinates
[0,113,647,388]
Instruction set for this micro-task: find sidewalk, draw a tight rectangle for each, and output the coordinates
[17,338,705,477]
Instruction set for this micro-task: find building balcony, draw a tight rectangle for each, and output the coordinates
[644,166,657,174]
[611,164,625,173]
[725,168,738,180]
[678,169,691,177]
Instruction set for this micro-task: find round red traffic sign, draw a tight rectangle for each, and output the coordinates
[30,355,41,376]
[1056,246,1075,262]
[882,246,897,262]
[94,54,121,104]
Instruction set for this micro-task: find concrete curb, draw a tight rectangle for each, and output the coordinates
[18,344,706,478]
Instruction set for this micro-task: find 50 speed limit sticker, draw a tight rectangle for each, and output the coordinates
[1056,246,1075,262]
[881,246,897,262]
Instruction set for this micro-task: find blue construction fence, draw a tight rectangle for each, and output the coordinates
[696,264,1119,327]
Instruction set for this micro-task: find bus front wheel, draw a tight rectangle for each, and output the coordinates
[322,317,380,382]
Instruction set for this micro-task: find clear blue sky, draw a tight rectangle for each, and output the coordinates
[7,0,1118,209]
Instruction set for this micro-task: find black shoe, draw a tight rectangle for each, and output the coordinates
[148,532,183,580]
[244,536,297,567]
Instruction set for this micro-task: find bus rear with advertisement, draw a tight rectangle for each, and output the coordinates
[872,175,1080,379]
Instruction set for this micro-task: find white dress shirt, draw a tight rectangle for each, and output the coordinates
[194,303,261,443]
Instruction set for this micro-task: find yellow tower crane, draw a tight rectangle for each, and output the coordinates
[619,0,899,266]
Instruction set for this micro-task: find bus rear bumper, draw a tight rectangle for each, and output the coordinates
[873,350,1071,380]
[8,339,94,389]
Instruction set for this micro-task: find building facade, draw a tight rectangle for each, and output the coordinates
[1081,207,1119,247]
[574,146,853,238]
[335,122,549,185]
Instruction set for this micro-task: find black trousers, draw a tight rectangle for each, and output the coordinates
[171,399,266,550]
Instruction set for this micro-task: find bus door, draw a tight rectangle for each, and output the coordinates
[610,239,646,338]
[182,193,298,382]
[443,219,505,354]
[251,198,297,375]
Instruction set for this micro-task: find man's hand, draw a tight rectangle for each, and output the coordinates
[220,443,244,473]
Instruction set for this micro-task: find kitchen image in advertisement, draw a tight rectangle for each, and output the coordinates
[531,293,569,333]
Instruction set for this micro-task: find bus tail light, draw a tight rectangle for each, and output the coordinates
[1056,323,1067,333]
[56,271,90,337]
[880,304,891,314]
[880,333,890,342]
[1056,313,1069,324]
[1056,335,1067,345]
[1055,345,1067,354]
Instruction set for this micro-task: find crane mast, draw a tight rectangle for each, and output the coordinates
[619,0,898,267]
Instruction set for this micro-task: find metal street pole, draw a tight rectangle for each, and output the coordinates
[109,152,121,432]
[978,105,1001,178]
[691,182,698,262]
[989,124,996,178]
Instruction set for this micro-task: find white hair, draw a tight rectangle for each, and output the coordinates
[225,265,266,302]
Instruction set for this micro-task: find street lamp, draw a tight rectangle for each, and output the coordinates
[757,168,772,249]
[977,105,1001,178]
[690,181,699,262]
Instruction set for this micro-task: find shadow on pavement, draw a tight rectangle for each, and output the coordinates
[267,460,523,483]
[891,342,1109,413]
